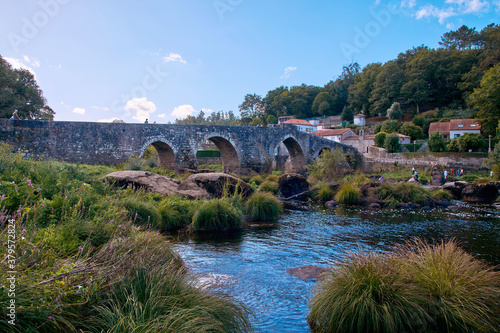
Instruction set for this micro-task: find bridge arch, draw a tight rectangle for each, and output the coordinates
[140,137,177,170]
[274,135,307,174]
[199,134,240,173]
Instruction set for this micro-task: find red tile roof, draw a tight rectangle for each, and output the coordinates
[312,128,353,137]
[429,122,451,134]
[449,118,481,131]
[282,119,313,126]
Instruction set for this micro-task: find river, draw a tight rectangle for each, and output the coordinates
[172,204,500,332]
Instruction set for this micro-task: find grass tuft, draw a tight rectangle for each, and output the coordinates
[334,184,362,205]
[191,198,244,232]
[245,192,283,222]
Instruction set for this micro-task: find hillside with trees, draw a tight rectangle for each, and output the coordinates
[239,23,500,135]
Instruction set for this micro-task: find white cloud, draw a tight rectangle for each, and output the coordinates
[163,53,187,64]
[446,0,490,13]
[91,106,110,111]
[281,66,297,79]
[171,104,196,119]
[158,113,168,118]
[73,107,86,115]
[125,97,157,122]
[4,57,37,78]
[416,4,457,23]
[201,108,214,114]
[401,0,416,8]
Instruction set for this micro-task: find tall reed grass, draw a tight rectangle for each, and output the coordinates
[245,192,283,222]
[191,198,244,232]
[334,184,362,205]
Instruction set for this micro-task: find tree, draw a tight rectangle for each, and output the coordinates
[386,102,403,119]
[250,117,263,126]
[428,132,447,152]
[266,114,277,125]
[239,94,264,120]
[374,132,387,147]
[447,133,483,152]
[384,133,401,153]
[0,56,54,120]
[380,120,400,133]
[439,25,480,50]
[312,92,333,116]
[341,106,353,122]
[470,64,500,136]
[399,123,424,141]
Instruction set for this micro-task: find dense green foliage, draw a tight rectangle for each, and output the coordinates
[0,55,54,120]
[384,133,402,153]
[374,132,387,147]
[469,64,500,136]
[428,131,447,152]
[372,183,431,205]
[485,141,500,180]
[447,132,483,152]
[236,24,499,128]
[308,148,350,182]
[309,239,500,333]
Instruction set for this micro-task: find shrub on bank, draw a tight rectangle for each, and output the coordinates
[334,184,362,205]
[372,183,430,205]
[313,181,335,201]
[191,198,244,232]
[158,196,197,231]
[308,239,500,333]
[124,196,162,227]
[308,250,428,333]
[258,180,279,194]
[245,192,283,222]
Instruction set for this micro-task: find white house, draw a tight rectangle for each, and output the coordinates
[353,114,366,126]
[281,119,316,133]
[449,119,481,139]
[312,128,357,143]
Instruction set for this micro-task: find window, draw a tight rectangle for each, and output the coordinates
[458,124,464,128]
[454,134,460,138]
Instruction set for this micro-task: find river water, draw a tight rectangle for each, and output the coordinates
[172,204,500,332]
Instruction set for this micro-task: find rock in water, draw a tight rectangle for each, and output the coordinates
[177,173,252,199]
[105,171,182,196]
[286,266,328,281]
[462,184,499,204]
[278,173,309,200]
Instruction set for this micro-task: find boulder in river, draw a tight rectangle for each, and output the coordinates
[278,173,310,200]
[430,166,444,185]
[442,181,469,200]
[462,183,499,204]
[177,173,253,199]
[106,171,183,196]
[286,265,328,281]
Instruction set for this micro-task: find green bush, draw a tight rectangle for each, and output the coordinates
[372,183,430,205]
[249,174,264,186]
[245,192,283,222]
[258,180,279,194]
[394,239,500,332]
[384,133,402,153]
[309,250,428,333]
[191,198,244,232]
[374,132,387,148]
[313,181,335,201]
[431,189,454,201]
[334,184,362,205]
[428,132,447,152]
[309,239,500,333]
[308,148,350,182]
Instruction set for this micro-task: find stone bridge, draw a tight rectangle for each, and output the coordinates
[0,119,360,174]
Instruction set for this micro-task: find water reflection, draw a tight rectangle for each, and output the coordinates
[172,205,500,332]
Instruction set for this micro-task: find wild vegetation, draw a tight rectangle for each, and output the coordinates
[308,239,500,333]
[0,143,264,332]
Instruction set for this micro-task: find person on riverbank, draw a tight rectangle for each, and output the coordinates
[444,170,448,181]
[10,110,20,120]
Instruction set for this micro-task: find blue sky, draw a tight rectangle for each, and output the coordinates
[1,0,498,123]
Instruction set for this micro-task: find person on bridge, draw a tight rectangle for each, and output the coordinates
[144,119,149,124]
